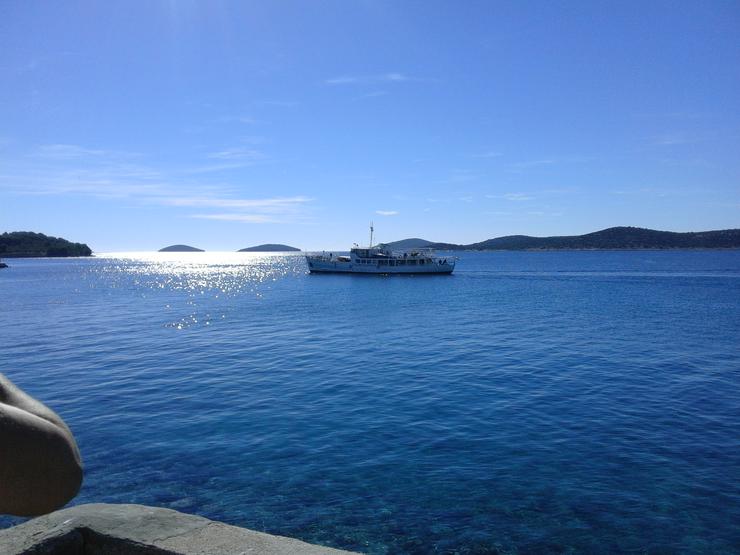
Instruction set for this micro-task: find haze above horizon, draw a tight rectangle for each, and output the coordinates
[1,1,738,251]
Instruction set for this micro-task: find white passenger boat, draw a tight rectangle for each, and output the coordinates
[306,226,455,275]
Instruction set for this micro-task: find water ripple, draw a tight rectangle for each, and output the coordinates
[1,251,739,553]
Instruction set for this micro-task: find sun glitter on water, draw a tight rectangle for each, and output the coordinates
[90,252,307,329]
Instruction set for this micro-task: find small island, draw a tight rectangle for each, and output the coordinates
[0,232,93,258]
[238,244,300,252]
[158,245,204,252]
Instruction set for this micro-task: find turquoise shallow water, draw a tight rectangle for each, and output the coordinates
[1,251,739,553]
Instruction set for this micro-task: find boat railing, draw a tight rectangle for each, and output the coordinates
[305,252,348,262]
[388,248,456,260]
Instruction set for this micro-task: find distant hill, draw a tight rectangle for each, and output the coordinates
[388,227,740,251]
[0,231,93,257]
[381,238,435,250]
[463,227,740,250]
[159,244,204,252]
[238,244,300,252]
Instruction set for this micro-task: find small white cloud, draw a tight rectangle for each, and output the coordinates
[486,192,534,201]
[447,169,478,183]
[376,210,399,216]
[212,115,258,125]
[472,150,503,159]
[184,197,313,224]
[181,163,251,175]
[189,214,277,223]
[164,196,312,211]
[254,100,298,107]
[355,90,388,100]
[36,144,134,159]
[325,76,359,85]
[509,157,588,171]
[503,193,534,201]
[512,159,556,168]
[384,72,407,82]
[652,132,692,146]
[326,73,412,85]
[207,147,265,161]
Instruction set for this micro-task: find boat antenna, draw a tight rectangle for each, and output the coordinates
[369,222,374,247]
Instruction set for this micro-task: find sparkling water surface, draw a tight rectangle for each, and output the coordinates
[1,251,739,553]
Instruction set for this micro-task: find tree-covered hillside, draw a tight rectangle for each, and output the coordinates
[0,232,93,257]
[463,227,740,250]
[385,227,740,251]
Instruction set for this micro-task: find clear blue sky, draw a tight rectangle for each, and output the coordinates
[1,1,738,251]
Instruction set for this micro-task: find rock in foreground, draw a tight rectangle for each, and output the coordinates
[0,373,83,517]
[0,503,357,555]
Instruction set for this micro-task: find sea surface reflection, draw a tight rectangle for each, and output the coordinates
[1,250,739,553]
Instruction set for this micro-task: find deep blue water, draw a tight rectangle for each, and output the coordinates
[1,251,739,554]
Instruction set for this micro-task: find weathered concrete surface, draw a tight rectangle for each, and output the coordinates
[0,503,358,555]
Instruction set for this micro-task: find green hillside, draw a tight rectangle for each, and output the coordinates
[387,227,740,251]
[0,232,93,257]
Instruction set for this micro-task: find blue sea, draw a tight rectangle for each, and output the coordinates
[1,251,739,554]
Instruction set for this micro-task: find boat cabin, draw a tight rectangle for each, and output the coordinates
[349,247,438,267]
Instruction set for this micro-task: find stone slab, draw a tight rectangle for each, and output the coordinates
[0,503,358,555]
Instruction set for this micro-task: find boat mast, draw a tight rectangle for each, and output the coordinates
[369,222,374,247]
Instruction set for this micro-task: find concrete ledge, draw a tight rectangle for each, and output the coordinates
[0,503,358,555]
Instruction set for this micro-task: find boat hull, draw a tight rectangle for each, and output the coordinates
[306,259,455,274]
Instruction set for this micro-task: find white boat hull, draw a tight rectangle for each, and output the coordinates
[306,258,455,274]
